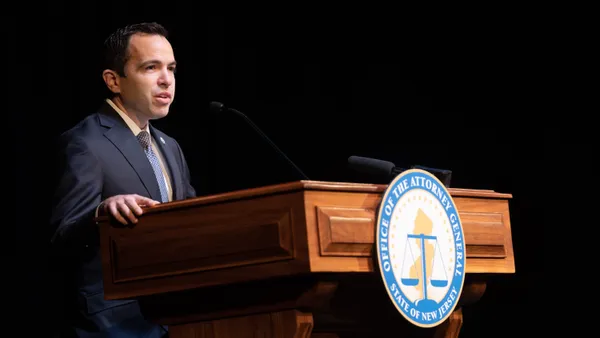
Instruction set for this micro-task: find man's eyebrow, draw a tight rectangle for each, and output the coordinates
[138,60,177,67]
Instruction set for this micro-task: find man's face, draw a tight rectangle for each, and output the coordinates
[117,33,176,124]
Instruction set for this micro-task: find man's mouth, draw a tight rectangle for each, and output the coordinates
[156,92,171,99]
[155,92,172,104]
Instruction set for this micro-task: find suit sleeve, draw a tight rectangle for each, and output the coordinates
[50,134,103,254]
[176,141,197,199]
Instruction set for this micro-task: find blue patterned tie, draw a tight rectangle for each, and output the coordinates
[137,131,169,203]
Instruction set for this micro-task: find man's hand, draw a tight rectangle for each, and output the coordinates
[98,194,160,225]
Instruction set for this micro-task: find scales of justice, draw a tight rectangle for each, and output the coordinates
[399,231,450,310]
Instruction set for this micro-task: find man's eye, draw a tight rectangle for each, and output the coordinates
[146,65,156,70]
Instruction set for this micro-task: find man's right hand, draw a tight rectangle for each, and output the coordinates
[98,194,160,225]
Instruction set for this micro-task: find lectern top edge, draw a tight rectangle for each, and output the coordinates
[94,180,512,223]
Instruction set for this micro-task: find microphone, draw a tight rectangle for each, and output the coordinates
[210,101,309,180]
[347,155,405,181]
[347,155,452,187]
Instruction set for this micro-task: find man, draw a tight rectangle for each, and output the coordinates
[50,22,195,337]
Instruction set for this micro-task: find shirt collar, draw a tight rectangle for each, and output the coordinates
[106,98,150,136]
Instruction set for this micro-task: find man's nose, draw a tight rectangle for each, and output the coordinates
[158,69,173,87]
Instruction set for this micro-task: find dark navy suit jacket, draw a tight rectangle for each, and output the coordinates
[50,100,196,337]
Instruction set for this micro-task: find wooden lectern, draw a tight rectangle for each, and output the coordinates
[97,180,514,338]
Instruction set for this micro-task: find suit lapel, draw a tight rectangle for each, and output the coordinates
[98,104,163,202]
[151,126,183,200]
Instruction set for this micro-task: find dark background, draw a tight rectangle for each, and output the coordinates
[11,6,544,337]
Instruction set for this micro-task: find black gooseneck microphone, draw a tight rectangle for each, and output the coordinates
[210,101,309,180]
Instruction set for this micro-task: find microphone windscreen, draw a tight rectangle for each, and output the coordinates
[209,101,225,114]
[348,156,395,177]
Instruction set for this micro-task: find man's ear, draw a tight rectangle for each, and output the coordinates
[102,69,121,94]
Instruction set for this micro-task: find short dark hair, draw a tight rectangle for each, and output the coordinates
[103,22,169,77]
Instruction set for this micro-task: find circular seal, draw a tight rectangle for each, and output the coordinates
[376,169,466,328]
